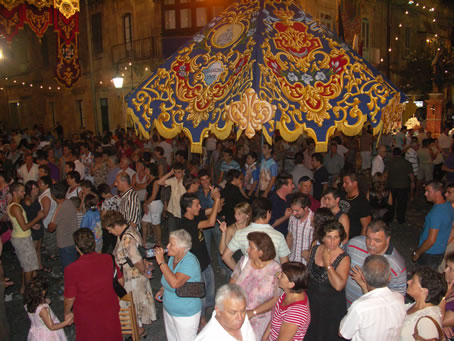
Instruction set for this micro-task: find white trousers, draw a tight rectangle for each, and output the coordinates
[163,308,201,341]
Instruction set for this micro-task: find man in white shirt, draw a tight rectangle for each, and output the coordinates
[439,127,452,155]
[222,198,290,270]
[371,146,386,176]
[339,255,406,341]
[119,157,136,179]
[195,284,256,341]
[17,153,39,183]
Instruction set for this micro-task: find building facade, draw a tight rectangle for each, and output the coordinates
[0,0,451,136]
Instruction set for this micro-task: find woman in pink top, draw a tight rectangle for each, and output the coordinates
[263,262,311,341]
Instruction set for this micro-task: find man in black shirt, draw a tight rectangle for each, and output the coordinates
[342,172,371,238]
[179,190,221,327]
[311,153,329,200]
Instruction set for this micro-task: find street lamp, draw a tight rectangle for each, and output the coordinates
[112,74,124,88]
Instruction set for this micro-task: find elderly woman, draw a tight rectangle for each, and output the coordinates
[305,220,350,341]
[263,262,311,341]
[154,229,202,341]
[230,231,281,340]
[102,210,156,337]
[400,267,447,340]
[64,228,122,341]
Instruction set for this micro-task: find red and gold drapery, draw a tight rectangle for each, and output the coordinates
[0,0,80,87]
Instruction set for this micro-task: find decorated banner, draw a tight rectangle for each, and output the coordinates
[54,8,80,87]
[0,0,80,87]
[127,0,405,153]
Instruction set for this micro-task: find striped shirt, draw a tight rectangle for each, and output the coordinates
[269,293,311,341]
[119,187,142,230]
[345,236,407,305]
[287,211,314,265]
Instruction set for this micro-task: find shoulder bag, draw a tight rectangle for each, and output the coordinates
[413,315,446,341]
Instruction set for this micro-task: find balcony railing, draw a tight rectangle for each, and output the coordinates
[111,36,162,65]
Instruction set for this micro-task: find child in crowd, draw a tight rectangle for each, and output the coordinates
[80,194,102,253]
[24,278,72,340]
[70,197,84,228]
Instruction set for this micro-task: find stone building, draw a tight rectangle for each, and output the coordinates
[0,0,451,137]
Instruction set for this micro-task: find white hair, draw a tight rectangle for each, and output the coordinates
[169,229,192,253]
[215,284,246,310]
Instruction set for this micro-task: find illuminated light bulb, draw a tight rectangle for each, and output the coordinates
[426,39,430,43]
[121,73,125,77]
[433,19,436,22]
[408,0,414,3]
[145,67,149,71]
[49,86,51,90]
[40,85,43,89]
[30,84,33,87]
[99,81,103,84]
[435,34,438,37]
[22,82,25,85]
[405,10,409,14]
[437,48,441,51]
[399,24,402,27]
[415,3,419,6]
[380,58,384,62]
[124,67,127,70]
[0,88,3,90]
[4,77,7,80]
[446,70,448,73]
[395,37,399,40]
[57,87,60,90]
[13,80,16,83]
[422,6,425,9]
[388,48,392,52]
[128,62,132,66]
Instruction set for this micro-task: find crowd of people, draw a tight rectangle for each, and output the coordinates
[0,124,454,340]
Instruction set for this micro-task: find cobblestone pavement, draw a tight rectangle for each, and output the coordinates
[4,190,431,340]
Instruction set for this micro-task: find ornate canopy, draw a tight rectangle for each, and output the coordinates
[127,0,405,152]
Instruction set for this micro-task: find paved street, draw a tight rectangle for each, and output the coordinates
[4,191,431,340]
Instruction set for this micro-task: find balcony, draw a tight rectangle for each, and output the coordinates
[111,36,162,65]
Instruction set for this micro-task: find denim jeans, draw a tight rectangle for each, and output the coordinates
[58,245,77,269]
[202,227,215,258]
[417,253,444,270]
[201,264,215,317]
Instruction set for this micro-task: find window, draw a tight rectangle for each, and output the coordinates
[91,12,103,54]
[49,101,56,128]
[361,18,370,48]
[404,27,411,53]
[123,13,133,55]
[196,7,208,27]
[162,0,229,34]
[319,12,333,31]
[100,98,109,133]
[76,100,84,128]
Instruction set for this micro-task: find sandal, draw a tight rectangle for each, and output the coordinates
[47,255,57,262]
[39,267,52,273]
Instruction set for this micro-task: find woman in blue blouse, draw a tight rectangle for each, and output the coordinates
[155,229,202,341]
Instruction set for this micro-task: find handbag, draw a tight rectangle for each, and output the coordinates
[176,282,206,298]
[111,255,127,298]
[413,315,446,341]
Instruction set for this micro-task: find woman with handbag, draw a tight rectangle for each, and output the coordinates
[399,267,447,340]
[154,229,203,341]
[63,228,122,341]
[102,210,156,338]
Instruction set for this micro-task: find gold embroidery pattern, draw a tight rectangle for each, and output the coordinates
[127,0,404,153]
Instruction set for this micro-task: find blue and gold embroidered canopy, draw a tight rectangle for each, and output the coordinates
[126,0,405,153]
